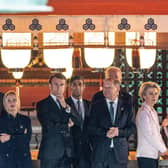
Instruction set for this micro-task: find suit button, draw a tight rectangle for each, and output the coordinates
[6,153,9,157]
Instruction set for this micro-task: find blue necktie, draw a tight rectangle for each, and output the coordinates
[109,101,114,125]
[77,100,84,130]
[77,100,83,120]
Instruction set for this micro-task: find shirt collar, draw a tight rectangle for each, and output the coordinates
[71,96,83,103]
[50,93,57,101]
[106,97,118,104]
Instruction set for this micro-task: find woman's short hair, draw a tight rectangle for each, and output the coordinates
[3,90,20,112]
[139,81,161,101]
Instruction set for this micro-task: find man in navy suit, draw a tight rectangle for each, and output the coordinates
[0,92,4,116]
[88,79,136,168]
[37,73,75,168]
[66,76,91,168]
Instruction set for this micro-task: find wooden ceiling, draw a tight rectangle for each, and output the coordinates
[1,0,168,15]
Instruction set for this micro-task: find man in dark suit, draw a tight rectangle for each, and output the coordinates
[37,73,75,168]
[88,79,136,168]
[66,75,92,168]
[0,92,4,115]
[92,66,131,103]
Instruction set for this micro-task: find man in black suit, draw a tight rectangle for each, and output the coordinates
[37,73,75,168]
[0,92,4,116]
[92,66,131,103]
[89,79,136,168]
[66,76,91,168]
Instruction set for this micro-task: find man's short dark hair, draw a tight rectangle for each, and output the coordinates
[49,73,66,84]
[70,75,84,84]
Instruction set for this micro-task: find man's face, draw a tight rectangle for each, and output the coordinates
[106,70,122,83]
[49,77,66,98]
[71,79,85,99]
[103,80,120,100]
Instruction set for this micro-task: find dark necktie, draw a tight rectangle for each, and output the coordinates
[109,101,114,125]
[77,100,83,120]
[77,100,84,130]
[56,98,61,109]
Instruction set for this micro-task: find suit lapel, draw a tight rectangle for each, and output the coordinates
[115,94,124,125]
[102,99,112,125]
[67,97,82,120]
[83,100,89,119]
[48,96,62,113]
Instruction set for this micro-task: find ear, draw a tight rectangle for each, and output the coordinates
[49,83,51,91]
[142,94,146,101]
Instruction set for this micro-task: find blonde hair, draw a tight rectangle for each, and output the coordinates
[139,81,161,101]
[105,66,122,82]
[3,90,20,112]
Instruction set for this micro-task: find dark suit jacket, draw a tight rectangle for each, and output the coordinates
[0,92,4,116]
[37,95,74,160]
[88,93,136,164]
[66,97,92,161]
[13,113,32,161]
[0,112,32,166]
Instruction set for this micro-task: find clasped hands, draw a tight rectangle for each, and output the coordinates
[106,127,119,138]
[0,133,11,143]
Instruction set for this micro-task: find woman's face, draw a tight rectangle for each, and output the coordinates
[5,94,18,116]
[143,87,159,107]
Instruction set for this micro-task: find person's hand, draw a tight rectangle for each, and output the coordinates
[110,127,119,137]
[0,133,11,143]
[162,118,168,127]
[68,118,74,128]
[106,127,119,138]
[106,129,114,138]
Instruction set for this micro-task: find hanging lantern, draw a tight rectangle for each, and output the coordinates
[84,48,114,69]
[43,48,73,70]
[126,32,156,69]
[126,48,156,69]
[1,49,31,68]
[12,71,24,79]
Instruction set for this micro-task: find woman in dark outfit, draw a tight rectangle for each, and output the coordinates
[0,90,32,168]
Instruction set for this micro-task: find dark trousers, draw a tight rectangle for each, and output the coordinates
[40,155,71,168]
[137,157,158,168]
[92,149,127,168]
[0,156,16,168]
[15,159,32,168]
[72,158,91,168]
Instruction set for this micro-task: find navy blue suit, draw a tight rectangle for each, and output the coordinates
[0,112,15,168]
[37,95,76,168]
[88,93,136,168]
[66,97,92,168]
[13,113,32,168]
[0,92,4,116]
[0,112,32,168]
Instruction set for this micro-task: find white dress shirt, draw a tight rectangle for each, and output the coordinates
[106,97,118,148]
[50,94,61,109]
[136,102,167,159]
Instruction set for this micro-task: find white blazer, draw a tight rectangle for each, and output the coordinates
[136,102,167,159]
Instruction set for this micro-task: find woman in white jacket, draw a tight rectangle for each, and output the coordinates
[136,81,167,168]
